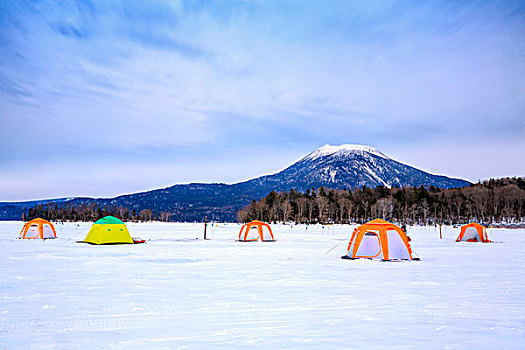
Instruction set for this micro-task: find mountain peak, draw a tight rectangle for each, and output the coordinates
[304,144,390,161]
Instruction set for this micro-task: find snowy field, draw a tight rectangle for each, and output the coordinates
[1,221,524,349]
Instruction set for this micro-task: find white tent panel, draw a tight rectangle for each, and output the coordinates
[42,224,54,238]
[261,226,273,241]
[386,230,410,260]
[26,224,40,238]
[355,231,381,258]
[245,226,260,240]
[461,227,479,241]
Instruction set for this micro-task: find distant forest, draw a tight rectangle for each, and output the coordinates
[22,205,168,223]
[22,177,525,225]
[237,177,525,225]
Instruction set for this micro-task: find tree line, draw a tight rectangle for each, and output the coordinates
[21,177,525,225]
[22,203,171,223]
[237,177,525,225]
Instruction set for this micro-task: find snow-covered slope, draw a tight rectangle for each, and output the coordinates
[247,144,470,191]
[303,144,391,161]
[1,222,523,349]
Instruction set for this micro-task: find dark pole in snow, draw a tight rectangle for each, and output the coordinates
[439,210,443,239]
[204,216,207,240]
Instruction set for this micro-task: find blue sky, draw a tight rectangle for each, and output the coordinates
[1,0,524,201]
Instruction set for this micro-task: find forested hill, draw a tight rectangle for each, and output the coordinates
[238,177,525,225]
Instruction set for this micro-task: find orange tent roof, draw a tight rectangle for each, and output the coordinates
[25,218,51,225]
[365,218,391,225]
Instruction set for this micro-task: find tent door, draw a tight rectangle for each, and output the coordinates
[462,227,480,241]
[355,232,382,258]
[26,224,40,238]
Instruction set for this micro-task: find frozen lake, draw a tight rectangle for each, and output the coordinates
[1,221,524,349]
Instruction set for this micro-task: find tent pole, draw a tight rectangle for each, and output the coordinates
[204,216,208,240]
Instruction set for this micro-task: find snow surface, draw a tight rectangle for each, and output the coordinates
[1,221,524,349]
[304,144,391,161]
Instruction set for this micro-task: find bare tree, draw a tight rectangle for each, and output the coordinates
[501,185,519,222]
[307,198,316,223]
[316,196,329,224]
[337,196,352,223]
[467,187,490,222]
[281,200,292,223]
[160,211,170,222]
[296,197,308,223]
[451,190,464,223]
[420,199,430,225]
[139,209,153,221]
[255,201,268,222]
[374,197,394,221]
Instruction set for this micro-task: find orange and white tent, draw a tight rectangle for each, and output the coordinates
[238,220,275,242]
[456,223,490,243]
[342,219,417,261]
[18,218,57,239]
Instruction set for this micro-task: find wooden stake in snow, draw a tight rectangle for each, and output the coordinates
[204,216,208,240]
[439,210,443,239]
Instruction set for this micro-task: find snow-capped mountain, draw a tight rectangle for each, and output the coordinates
[248,144,470,190]
[0,144,470,221]
[304,144,391,161]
